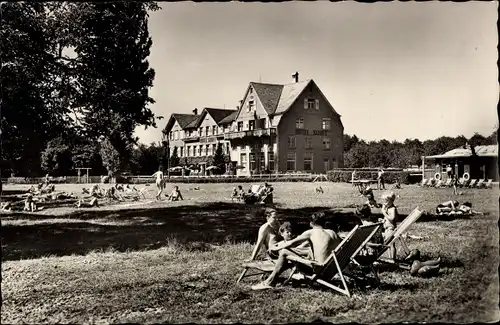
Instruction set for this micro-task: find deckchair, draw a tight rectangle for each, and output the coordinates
[474,179,485,188]
[357,207,425,270]
[284,223,382,297]
[484,179,493,189]
[237,259,277,283]
[467,179,477,188]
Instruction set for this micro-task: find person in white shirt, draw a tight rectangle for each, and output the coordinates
[377,168,386,190]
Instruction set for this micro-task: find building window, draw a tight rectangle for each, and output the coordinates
[304,152,313,171]
[304,98,319,110]
[250,153,256,171]
[322,118,331,130]
[247,100,255,112]
[259,152,266,171]
[268,152,275,171]
[212,125,217,135]
[249,120,255,130]
[193,146,196,156]
[296,117,304,129]
[259,118,266,129]
[206,144,210,156]
[323,137,331,149]
[305,136,312,149]
[169,131,173,140]
[179,147,184,157]
[287,152,296,171]
[212,144,217,155]
[237,121,243,131]
[288,136,296,148]
[240,153,247,169]
[187,146,191,157]
[174,131,178,140]
[198,145,202,156]
[205,126,210,136]
[198,128,203,136]
[226,143,230,154]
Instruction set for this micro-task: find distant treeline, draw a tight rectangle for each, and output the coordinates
[342,130,498,168]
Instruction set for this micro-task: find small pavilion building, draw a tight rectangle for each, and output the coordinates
[422,144,498,181]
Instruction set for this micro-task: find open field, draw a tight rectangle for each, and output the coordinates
[1,182,499,323]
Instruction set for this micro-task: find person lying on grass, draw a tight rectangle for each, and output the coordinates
[75,197,99,208]
[251,212,341,290]
[435,201,482,217]
[355,204,441,277]
[166,186,184,201]
[246,208,282,262]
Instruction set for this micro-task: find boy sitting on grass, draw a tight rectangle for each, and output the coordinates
[251,212,341,290]
[166,186,184,201]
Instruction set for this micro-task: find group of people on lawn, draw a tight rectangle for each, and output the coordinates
[231,183,274,204]
[247,192,441,290]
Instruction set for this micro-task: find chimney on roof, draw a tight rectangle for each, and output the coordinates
[292,71,299,83]
[193,108,198,115]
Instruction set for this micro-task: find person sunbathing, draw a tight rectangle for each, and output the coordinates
[75,197,99,208]
[361,184,380,208]
[167,186,184,201]
[251,212,341,290]
[356,204,442,277]
[272,222,311,259]
[246,208,281,262]
[436,201,481,217]
[380,192,399,260]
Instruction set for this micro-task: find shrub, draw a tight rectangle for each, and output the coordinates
[327,170,412,184]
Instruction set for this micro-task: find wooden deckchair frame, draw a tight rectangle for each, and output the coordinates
[284,223,382,297]
[361,207,425,269]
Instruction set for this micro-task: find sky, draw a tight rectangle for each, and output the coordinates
[134,1,498,145]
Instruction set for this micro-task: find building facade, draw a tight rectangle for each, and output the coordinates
[163,77,344,175]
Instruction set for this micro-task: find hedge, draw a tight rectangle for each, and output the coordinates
[162,176,317,184]
[327,170,412,184]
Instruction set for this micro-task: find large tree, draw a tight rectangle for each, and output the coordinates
[68,2,161,174]
[1,3,72,176]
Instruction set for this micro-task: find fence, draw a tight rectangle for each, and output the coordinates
[3,173,330,185]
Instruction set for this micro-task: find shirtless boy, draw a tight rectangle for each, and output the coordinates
[247,208,281,261]
[251,212,341,290]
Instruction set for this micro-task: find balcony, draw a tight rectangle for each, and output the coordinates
[183,134,200,142]
[224,128,276,140]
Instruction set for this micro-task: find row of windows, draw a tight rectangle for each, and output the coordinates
[240,152,275,171]
[286,153,331,171]
[169,125,232,140]
[170,118,271,140]
[287,136,331,149]
[295,117,331,130]
[171,143,230,158]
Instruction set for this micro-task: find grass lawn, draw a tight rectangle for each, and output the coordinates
[1,182,499,323]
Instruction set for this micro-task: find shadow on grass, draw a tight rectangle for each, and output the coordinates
[1,202,366,261]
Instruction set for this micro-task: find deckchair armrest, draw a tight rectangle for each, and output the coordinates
[365,243,388,248]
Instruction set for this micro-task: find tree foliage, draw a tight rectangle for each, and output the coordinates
[343,129,498,168]
[169,147,180,168]
[213,143,227,175]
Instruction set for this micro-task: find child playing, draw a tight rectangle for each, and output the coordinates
[167,186,184,201]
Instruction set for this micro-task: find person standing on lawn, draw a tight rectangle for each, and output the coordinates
[377,168,386,190]
[152,167,165,200]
